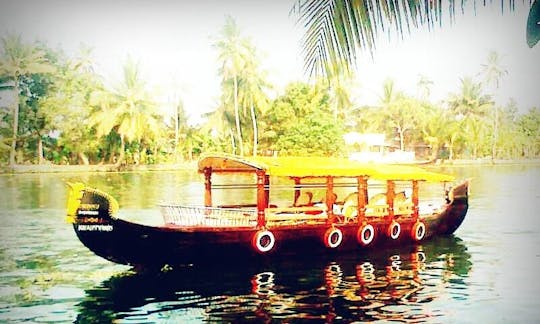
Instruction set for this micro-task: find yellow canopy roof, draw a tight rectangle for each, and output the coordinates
[198,154,455,182]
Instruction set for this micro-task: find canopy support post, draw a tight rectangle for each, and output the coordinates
[357,176,367,223]
[386,180,395,221]
[293,177,301,206]
[204,167,212,207]
[256,170,267,227]
[326,177,336,222]
[412,180,419,220]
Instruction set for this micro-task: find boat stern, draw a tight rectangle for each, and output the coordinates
[438,180,470,235]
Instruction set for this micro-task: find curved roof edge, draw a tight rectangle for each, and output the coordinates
[197,154,455,182]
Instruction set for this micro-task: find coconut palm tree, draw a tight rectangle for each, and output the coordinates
[89,58,161,166]
[214,16,270,156]
[447,77,493,158]
[416,75,434,100]
[237,47,270,156]
[0,34,55,166]
[479,50,508,159]
[447,77,492,121]
[214,16,251,156]
[479,51,508,90]
[325,60,354,120]
[292,0,536,78]
[40,47,101,165]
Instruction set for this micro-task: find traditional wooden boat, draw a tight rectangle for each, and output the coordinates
[66,154,469,268]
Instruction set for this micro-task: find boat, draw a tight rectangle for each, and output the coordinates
[66,154,469,268]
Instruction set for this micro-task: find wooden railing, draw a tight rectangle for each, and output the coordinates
[159,204,257,227]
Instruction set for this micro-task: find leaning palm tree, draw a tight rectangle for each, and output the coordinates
[292,0,537,78]
[0,34,55,166]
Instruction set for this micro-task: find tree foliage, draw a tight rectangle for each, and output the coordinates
[0,29,538,167]
[0,34,55,165]
[89,58,162,166]
[293,0,536,78]
[212,16,270,156]
[259,82,345,156]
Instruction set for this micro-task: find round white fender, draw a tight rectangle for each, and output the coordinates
[357,223,375,246]
[411,221,426,241]
[252,230,275,253]
[387,221,401,240]
[324,227,343,248]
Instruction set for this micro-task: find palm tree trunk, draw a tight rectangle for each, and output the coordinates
[250,100,258,156]
[175,102,180,162]
[9,81,19,167]
[229,128,236,154]
[430,143,439,161]
[398,126,405,151]
[233,75,244,156]
[78,152,89,165]
[492,106,498,160]
[115,135,125,167]
[37,135,44,164]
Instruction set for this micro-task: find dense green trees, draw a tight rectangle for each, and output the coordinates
[0,24,538,168]
[0,35,55,166]
[259,82,344,156]
[293,0,536,78]
[89,58,162,166]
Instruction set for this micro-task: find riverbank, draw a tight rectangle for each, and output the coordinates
[435,158,540,166]
[0,161,198,174]
[1,158,539,174]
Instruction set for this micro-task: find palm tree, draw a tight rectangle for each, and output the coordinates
[89,58,161,166]
[214,16,270,156]
[0,34,55,166]
[378,79,418,151]
[479,51,508,159]
[202,103,237,153]
[447,77,493,158]
[479,51,508,90]
[527,0,540,47]
[447,77,492,120]
[325,60,353,120]
[237,47,270,156]
[292,0,535,78]
[214,16,250,156]
[417,75,434,100]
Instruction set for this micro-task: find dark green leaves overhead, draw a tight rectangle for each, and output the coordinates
[527,0,540,47]
[292,0,532,78]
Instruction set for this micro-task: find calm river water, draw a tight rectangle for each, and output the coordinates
[0,164,539,323]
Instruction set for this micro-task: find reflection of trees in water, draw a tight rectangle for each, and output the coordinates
[76,236,471,323]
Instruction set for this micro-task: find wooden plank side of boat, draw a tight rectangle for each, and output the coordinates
[66,179,469,267]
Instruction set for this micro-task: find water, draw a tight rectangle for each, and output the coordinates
[0,165,539,322]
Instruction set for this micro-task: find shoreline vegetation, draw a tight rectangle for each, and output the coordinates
[2,28,539,173]
[2,158,539,174]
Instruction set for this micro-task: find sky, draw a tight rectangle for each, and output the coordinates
[0,0,539,124]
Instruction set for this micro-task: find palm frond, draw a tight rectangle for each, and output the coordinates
[527,0,540,47]
[293,0,531,78]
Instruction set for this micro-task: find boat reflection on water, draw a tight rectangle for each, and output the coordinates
[75,236,471,323]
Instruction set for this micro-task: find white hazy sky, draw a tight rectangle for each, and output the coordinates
[0,0,539,123]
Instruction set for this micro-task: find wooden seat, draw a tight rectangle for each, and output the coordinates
[265,205,328,224]
[364,204,389,217]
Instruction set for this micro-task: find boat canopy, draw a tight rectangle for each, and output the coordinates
[198,154,455,182]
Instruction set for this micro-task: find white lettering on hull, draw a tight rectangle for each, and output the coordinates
[78,210,99,216]
[77,224,113,232]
